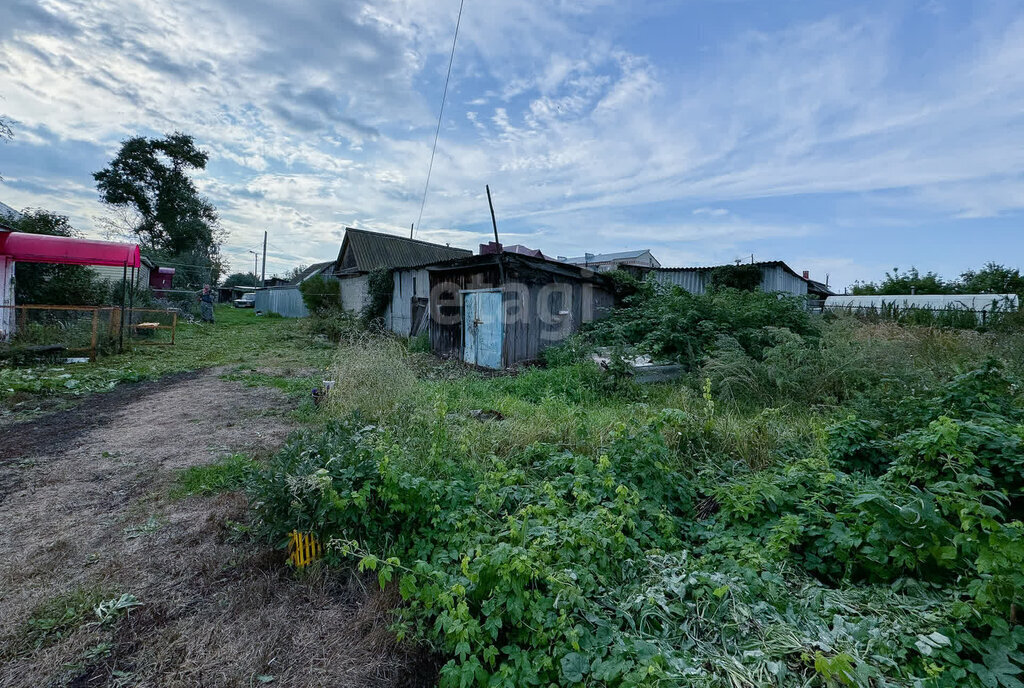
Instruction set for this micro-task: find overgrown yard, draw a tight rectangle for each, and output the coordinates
[1,306,333,422]
[0,308,430,686]
[4,293,1024,687]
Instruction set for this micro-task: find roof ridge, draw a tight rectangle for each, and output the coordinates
[344,226,467,251]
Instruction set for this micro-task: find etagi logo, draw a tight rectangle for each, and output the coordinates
[428,277,609,342]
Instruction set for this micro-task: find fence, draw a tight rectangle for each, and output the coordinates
[824,303,1020,329]
[0,304,178,362]
[253,286,309,318]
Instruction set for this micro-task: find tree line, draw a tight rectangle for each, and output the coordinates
[852,263,1024,297]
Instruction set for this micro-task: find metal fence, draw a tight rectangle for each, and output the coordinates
[253,287,309,318]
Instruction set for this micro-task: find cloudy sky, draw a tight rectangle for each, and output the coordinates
[1,0,1022,290]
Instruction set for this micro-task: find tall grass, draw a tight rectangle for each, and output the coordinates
[324,333,423,422]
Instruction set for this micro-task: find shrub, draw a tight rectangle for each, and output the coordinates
[587,283,818,369]
[299,274,341,313]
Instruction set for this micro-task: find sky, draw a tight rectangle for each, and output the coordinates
[1,0,1023,291]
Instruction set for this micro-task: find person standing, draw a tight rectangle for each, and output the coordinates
[199,284,215,323]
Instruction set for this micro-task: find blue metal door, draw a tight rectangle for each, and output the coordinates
[463,289,503,368]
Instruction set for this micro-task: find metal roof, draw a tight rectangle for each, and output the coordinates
[654,260,805,281]
[562,249,652,264]
[335,228,472,274]
[291,260,335,284]
[0,201,21,222]
[425,251,612,283]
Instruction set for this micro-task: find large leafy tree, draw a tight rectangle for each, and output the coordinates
[959,263,1024,296]
[94,132,224,286]
[12,210,109,305]
[221,272,258,288]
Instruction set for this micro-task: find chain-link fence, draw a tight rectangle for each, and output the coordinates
[1,304,179,363]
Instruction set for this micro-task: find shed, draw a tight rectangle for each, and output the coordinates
[333,228,471,313]
[426,252,615,368]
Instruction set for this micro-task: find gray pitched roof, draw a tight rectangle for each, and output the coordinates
[291,260,335,284]
[0,201,21,224]
[335,228,472,274]
[562,249,652,264]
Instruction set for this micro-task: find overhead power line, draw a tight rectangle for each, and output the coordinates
[415,0,466,237]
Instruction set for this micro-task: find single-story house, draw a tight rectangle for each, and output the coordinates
[639,261,810,297]
[424,252,615,368]
[291,261,336,284]
[92,254,155,289]
[558,249,661,272]
[0,201,20,229]
[333,228,471,313]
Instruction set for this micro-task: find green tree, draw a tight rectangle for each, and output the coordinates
[94,132,224,287]
[221,272,258,288]
[0,115,12,180]
[12,209,109,305]
[958,263,1024,296]
[851,267,951,295]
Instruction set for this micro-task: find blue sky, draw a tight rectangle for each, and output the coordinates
[1,0,1022,290]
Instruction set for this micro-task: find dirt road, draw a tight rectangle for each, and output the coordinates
[0,370,432,687]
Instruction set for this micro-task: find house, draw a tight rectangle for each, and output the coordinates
[559,249,661,272]
[640,261,810,297]
[290,260,336,284]
[424,252,615,368]
[333,228,471,313]
[92,254,154,289]
[803,272,835,300]
[0,201,20,229]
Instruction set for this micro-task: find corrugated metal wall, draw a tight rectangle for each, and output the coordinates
[760,265,808,295]
[650,269,710,293]
[254,287,309,317]
[649,266,808,296]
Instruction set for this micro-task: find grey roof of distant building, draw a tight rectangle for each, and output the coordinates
[562,249,652,264]
[0,201,21,224]
[291,260,336,284]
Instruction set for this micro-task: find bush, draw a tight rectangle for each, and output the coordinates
[299,274,341,313]
[587,283,817,369]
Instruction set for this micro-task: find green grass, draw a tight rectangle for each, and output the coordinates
[1,305,334,418]
[171,453,258,498]
[2,587,113,658]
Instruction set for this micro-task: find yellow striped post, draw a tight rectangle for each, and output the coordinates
[288,531,321,569]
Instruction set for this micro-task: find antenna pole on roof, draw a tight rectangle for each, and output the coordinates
[486,184,499,247]
[410,223,414,239]
[485,184,505,286]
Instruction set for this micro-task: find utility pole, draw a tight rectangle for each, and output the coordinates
[248,250,259,285]
[261,230,267,287]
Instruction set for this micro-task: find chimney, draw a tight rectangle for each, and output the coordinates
[802,270,810,280]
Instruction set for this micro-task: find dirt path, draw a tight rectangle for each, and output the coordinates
[0,370,432,687]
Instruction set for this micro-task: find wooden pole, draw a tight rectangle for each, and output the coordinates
[261,230,267,287]
[486,184,499,246]
[171,310,177,345]
[90,308,99,361]
[119,262,127,353]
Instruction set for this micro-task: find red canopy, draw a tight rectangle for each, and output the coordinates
[0,230,140,268]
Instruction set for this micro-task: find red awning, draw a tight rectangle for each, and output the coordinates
[0,230,140,268]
